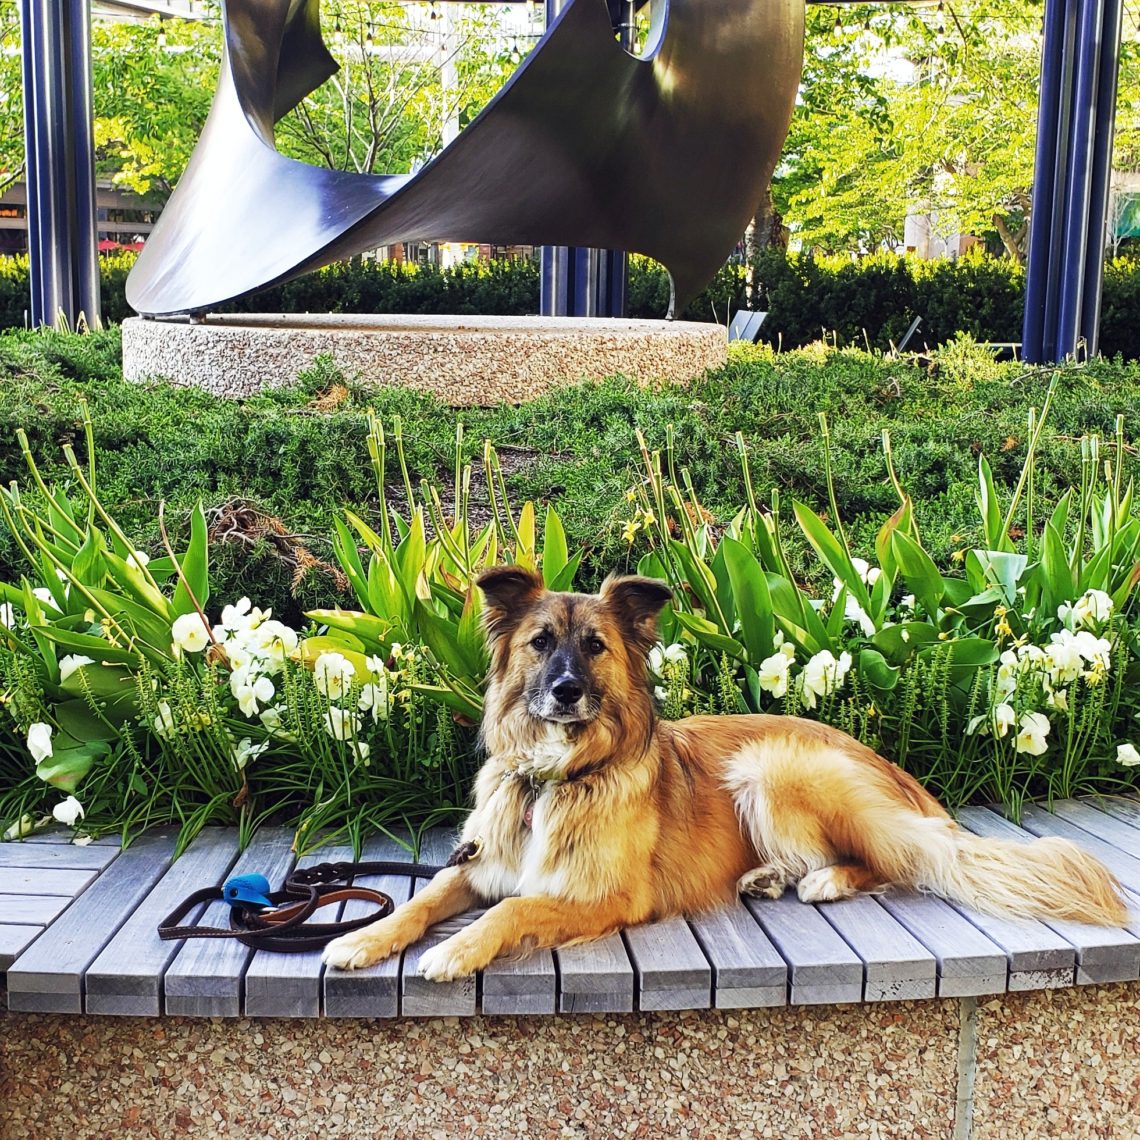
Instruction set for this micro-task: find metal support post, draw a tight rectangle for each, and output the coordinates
[1022,0,1122,362]
[20,0,101,329]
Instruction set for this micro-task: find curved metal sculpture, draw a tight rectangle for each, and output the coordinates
[126,0,804,317]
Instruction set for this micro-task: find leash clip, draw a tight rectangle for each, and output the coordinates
[223,873,274,907]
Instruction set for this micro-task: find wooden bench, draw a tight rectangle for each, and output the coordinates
[4,797,1140,1018]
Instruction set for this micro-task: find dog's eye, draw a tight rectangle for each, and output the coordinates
[531,633,550,651]
[587,637,606,656]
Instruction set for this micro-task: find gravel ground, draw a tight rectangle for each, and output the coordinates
[972,983,1140,1140]
[1,1001,959,1139]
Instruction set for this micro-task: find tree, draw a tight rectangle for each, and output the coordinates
[775,1,1140,262]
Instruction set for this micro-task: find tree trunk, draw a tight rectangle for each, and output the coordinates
[992,210,1029,265]
[744,185,788,305]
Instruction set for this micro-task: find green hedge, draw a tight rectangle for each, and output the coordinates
[3,249,1139,357]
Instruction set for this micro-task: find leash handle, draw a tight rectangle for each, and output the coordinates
[157,857,446,953]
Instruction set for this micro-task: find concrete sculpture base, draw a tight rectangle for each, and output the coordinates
[121,314,727,405]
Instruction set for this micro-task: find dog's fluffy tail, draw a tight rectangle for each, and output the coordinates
[885,819,1129,927]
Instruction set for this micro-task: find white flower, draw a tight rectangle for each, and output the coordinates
[1117,742,1140,767]
[1073,589,1114,629]
[1047,687,1069,713]
[842,593,876,637]
[653,684,668,703]
[757,649,794,699]
[242,620,298,671]
[355,741,370,765]
[231,737,268,771]
[899,594,916,613]
[358,675,389,720]
[231,669,275,717]
[1045,632,1085,687]
[1013,711,1051,756]
[27,722,53,763]
[0,602,14,628]
[125,550,151,572]
[71,834,93,847]
[52,796,85,827]
[967,702,1016,738]
[153,701,176,738]
[324,706,361,741]
[798,650,852,710]
[171,613,211,654]
[32,587,58,609]
[59,654,94,683]
[212,597,268,640]
[313,652,356,700]
[365,654,387,675]
[648,642,688,677]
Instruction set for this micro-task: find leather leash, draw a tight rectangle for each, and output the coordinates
[157,858,445,954]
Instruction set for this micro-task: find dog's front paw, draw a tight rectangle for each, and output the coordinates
[415,937,485,983]
[323,919,409,971]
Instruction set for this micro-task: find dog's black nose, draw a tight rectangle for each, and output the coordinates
[552,678,584,704]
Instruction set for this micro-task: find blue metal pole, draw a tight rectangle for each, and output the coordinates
[1080,0,1124,356]
[66,0,102,327]
[19,0,100,328]
[1040,0,1080,362]
[1055,0,1105,359]
[1021,0,1069,363]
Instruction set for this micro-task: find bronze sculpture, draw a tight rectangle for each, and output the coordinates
[126,0,804,318]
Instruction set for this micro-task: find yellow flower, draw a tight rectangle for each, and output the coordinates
[625,490,637,503]
[621,519,640,545]
[867,704,877,717]
[995,616,1013,638]
[951,549,966,563]
[641,508,656,527]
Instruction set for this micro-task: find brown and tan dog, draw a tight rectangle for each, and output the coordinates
[324,567,1127,980]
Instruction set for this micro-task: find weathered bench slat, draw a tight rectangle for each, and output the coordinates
[323,835,414,1019]
[557,933,635,1013]
[483,947,558,1016]
[244,843,357,1019]
[815,894,938,1002]
[876,891,1007,997]
[743,893,863,1004]
[84,828,241,1016]
[16,828,120,846]
[6,828,176,1013]
[0,842,119,871]
[1048,798,1140,858]
[164,827,297,1018]
[624,916,712,1011]
[399,828,480,1018]
[1091,794,1140,832]
[0,867,98,896]
[0,924,42,971]
[688,901,788,1009]
[0,895,73,925]
[957,806,1140,985]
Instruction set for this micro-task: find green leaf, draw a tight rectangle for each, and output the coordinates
[306,609,395,652]
[721,537,775,663]
[55,699,118,742]
[332,517,370,609]
[547,550,583,593]
[103,550,174,622]
[668,540,727,632]
[411,682,483,723]
[71,525,107,586]
[516,501,536,569]
[875,496,913,583]
[33,625,143,667]
[672,610,745,658]
[976,455,1006,551]
[890,531,945,617]
[542,505,569,587]
[858,647,900,691]
[872,622,939,665]
[172,501,209,617]
[968,550,1028,606]
[793,500,872,613]
[36,739,109,792]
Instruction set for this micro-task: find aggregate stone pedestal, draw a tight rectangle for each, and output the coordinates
[121,314,728,405]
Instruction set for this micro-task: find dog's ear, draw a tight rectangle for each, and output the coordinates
[476,565,545,644]
[601,575,673,656]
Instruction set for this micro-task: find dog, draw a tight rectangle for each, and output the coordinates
[324,566,1128,980]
